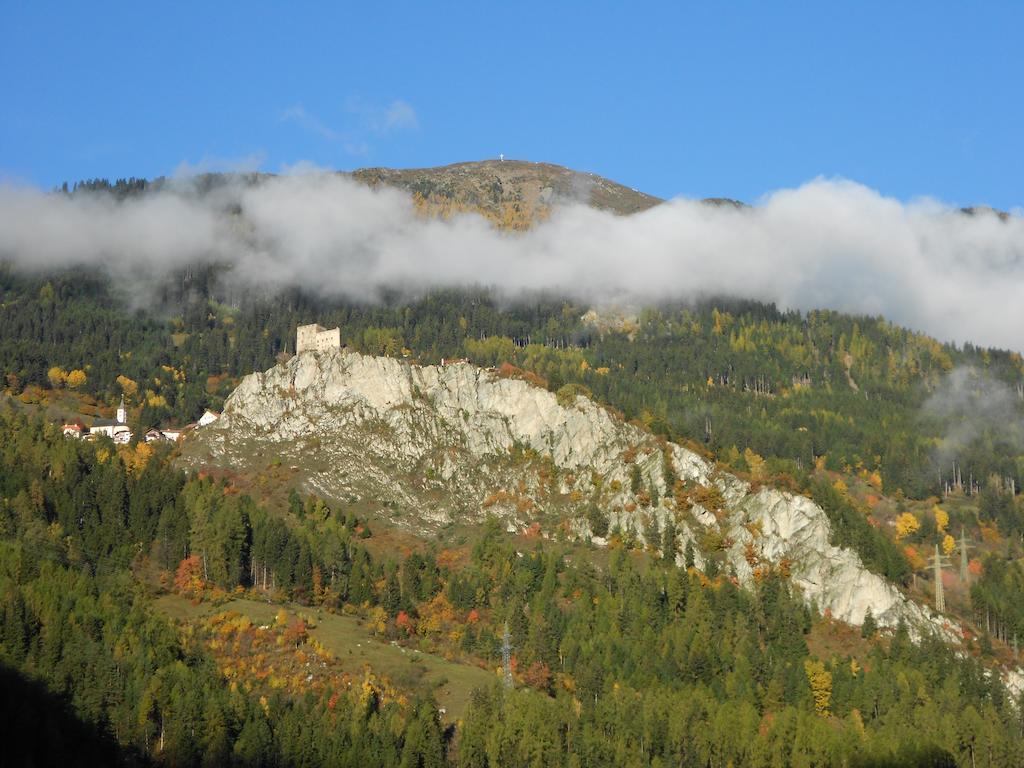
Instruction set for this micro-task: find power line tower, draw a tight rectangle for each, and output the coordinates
[958,526,973,583]
[502,622,514,690]
[929,543,952,613]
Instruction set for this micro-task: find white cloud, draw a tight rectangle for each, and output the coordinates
[280,104,338,141]
[383,100,418,132]
[345,97,419,134]
[281,98,416,155]
[1,171,1022,352]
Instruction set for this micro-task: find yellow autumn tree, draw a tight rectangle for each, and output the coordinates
[119,441,153,476]
[367,606,388,635]
[145,390,168,408]
[804,659,832,716]
[418,593,457,636]
[47,366,67,388]
[312,565,324,603]
[942,534,956,556]
[744,448,766,481]
[865,470,883,491]
[66,369,87,389]
[894,512,920,540]
[116,374,138,397]
[933,506,949,533]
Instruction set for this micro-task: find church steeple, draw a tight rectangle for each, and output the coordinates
[117,394,127,424]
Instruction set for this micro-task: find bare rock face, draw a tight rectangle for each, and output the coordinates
[190,348,949,636]
[726,489,939,631]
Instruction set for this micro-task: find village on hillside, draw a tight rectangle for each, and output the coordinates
[61,392,219,444]
[59,324,340,445]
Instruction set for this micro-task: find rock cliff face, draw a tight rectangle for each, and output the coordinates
[188,348,947,635]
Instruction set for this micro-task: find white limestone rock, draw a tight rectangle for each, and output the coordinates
[191,348,950,637]
[724,489,942,633]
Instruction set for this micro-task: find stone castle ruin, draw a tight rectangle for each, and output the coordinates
[296,324,341,354]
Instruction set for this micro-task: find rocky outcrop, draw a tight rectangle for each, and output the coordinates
[188,348,949,636]
[726,489,939,631]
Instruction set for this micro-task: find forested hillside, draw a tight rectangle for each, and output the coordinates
[4,264,1022,501]
[2,409,1023,766]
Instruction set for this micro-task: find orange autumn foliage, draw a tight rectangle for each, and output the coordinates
[282,618,309,648]
[902,545,926,571]
[417,593,457,636]
[523,661,552,692]
[395,611,416,635]
[174,555,204,594]
[980,524,1002,545]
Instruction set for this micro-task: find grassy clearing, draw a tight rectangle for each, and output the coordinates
[153,593,494,720]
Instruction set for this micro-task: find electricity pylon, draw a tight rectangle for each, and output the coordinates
[502,622,514,690]
[929,543,952,613]
[958,527,973,583]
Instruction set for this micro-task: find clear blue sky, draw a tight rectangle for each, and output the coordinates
[1,1,1021,208]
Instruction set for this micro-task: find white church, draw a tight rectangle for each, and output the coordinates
[62,395,219,444]
[85,395,133,444]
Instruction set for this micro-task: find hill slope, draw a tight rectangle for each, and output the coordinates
[184,346,944,634]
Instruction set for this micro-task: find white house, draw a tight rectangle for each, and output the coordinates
[144,426,185,443]
[62,423,85,439]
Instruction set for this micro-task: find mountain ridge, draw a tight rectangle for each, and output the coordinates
[64,161,1012,228]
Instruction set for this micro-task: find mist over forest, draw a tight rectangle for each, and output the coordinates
[3,170,1022,352]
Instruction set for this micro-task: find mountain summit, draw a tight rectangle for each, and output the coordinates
[349,159,663,228]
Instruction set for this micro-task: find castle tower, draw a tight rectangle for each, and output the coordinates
[117,394,127,424]
[297,323,341,354]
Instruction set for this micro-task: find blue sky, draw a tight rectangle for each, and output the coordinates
[1,1,1021,208]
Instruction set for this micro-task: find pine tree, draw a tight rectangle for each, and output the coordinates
[861,608,877,639]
